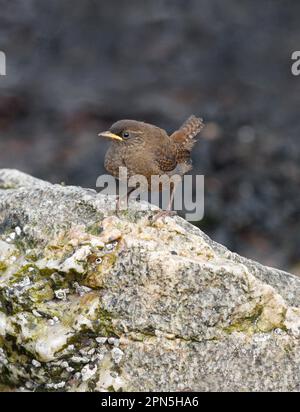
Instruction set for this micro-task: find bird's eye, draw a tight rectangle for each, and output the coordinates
[122,131,130,139]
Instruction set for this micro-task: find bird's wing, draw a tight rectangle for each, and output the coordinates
[154,147,177,172]
[171,115,204,151]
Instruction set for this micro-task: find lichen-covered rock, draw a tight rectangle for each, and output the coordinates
[0,169,300,391]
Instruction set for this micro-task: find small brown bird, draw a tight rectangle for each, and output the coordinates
[98,115,204,218]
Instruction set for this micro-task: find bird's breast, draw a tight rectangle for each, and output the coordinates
[104,144,125,178]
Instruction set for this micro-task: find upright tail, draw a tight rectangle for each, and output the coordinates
[171,115,204,151]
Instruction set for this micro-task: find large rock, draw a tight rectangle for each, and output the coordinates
[0,168,300,392]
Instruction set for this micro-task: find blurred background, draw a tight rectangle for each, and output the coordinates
[0,0,299,274]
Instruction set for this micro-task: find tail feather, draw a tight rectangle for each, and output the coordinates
[171,115,204,151]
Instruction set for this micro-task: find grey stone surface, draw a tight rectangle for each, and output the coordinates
[0,168,300,392]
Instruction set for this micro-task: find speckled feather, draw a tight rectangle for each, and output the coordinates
[171,115,204,151]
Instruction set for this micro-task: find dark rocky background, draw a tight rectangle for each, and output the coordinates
[0,0,299,273]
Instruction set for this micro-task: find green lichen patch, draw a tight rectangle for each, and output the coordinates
[86,223,103,236]
[0,262,7,273]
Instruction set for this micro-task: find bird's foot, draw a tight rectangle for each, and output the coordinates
[115,196,121,211]
[149,209,177,223]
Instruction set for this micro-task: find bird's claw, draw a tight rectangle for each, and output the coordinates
[149,210,177,223]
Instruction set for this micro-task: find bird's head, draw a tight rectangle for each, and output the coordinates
[98,120,163,145]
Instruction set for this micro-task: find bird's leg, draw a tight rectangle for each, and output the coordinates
[116,186,135,211]
[151,184,177,222]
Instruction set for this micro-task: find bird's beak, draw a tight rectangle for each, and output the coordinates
[98,131,123,141]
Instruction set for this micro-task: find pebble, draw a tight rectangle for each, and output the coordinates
[96,337,107,345]
[108,337,119,347]
[15,226,22,236]
[73,282,92,297]
[111,347,124,364]
[32,309,42,318]
[46,381,65,389]
[71,356,89,364]
[32,359,41,368]
[47,317,60,325]
[81,364,98,382]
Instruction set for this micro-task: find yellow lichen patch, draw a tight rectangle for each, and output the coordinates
[284,307,300,335]
[79,291,99,307]
[256,292,287,332]
[69,225,105,249]
[229,270,289,334]
[0,261,7,273]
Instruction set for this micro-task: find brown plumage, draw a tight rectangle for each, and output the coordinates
[99,115,204,182]
[98,115,204,216]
